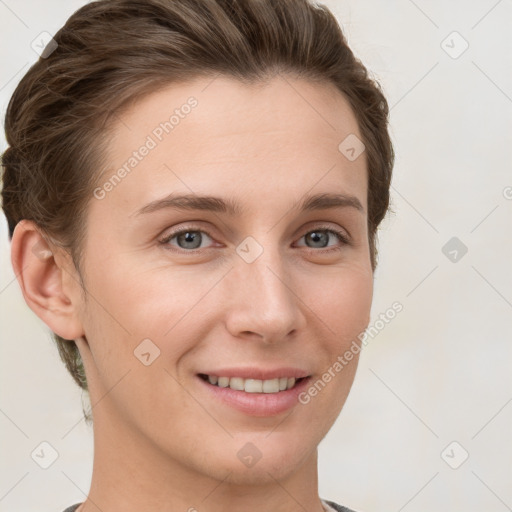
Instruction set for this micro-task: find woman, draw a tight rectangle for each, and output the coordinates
[1,0,394,510]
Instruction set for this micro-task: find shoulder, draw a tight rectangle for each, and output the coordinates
[323,499,359,512]
[61,504,82,512]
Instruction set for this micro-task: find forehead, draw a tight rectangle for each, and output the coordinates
[97,75,367,215]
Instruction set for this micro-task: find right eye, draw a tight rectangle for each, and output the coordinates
[159,227,217,252]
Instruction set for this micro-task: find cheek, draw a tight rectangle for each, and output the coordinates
[79,255,223,389]
[305,264,373,345]
[83,254,202,334]
[78,263,192,419]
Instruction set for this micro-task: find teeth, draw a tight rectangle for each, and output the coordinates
[244,379,263,393]
[262,378,279,393]
[229,377,244,391]
[204,375,300,393]
[218,376,230,388]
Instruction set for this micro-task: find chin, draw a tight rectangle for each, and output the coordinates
[203,435,316,485]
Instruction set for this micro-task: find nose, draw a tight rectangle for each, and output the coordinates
[223,243,307,344]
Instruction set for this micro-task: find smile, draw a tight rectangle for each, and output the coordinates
[199,374,304,393]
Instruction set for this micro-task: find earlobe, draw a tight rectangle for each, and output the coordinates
[11,220,85,340]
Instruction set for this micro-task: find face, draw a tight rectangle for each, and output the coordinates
[74,75,373,484]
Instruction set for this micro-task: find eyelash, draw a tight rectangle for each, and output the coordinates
[158,224,351,254]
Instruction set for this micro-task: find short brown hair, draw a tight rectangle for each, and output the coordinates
[1,0,394,392]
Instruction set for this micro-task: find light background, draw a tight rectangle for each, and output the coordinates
[1,1,511,511]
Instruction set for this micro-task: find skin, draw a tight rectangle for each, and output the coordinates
[12,74,373,512]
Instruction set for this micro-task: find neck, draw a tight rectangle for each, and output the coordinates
[77,403,325,512]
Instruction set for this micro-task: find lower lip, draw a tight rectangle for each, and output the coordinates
[197,376,311,417]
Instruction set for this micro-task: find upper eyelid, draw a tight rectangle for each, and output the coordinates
[159,224,214,240]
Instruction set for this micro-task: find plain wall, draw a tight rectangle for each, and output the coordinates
[1,1,511,511]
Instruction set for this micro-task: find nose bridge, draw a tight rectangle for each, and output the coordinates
[226,237,303,341]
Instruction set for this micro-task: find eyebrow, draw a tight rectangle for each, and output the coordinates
[135,192,364,217]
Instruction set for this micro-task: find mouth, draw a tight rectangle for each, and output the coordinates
[198,373,306,393]
[196,370,312,416]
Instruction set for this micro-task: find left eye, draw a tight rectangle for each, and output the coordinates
[296,229,348,249]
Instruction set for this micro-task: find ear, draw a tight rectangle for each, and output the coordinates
[11,220,85,340]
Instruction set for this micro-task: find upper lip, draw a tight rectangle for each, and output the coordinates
[198,367,310,380]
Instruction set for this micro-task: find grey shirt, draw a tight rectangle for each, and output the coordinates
[62,500,356,512]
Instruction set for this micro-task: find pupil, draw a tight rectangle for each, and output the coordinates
[179,231,201,249]
[308,231,327,248]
